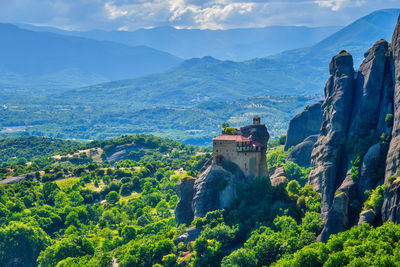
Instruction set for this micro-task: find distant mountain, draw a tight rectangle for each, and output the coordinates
[58,56,323,109]
[0,24,182,90]
[59,9,400,107]
[17,24,342,61]
[271,8,400,68]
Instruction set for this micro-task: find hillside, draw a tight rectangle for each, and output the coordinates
[0,137,81,163]
[0,24,182,90]
[17,24,341,61]
[0,95,321,145]
[58,9,399,105]
[1,134,400,266]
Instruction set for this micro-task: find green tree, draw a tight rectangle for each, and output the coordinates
[0,222,50,266]
[121,225,137,242]
[106,191,120,204]
[286,180,301,197]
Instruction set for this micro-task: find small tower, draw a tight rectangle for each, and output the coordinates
[253,116,261,125]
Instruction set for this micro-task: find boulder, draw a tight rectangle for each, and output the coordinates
[173,227,202,245]
[284,101,323,151]
[269,167,288,187]
[358,209,376,226]
[286,135,318,167]
[175,178,195,225]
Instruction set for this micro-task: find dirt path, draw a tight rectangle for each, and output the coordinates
[0,173,33,184]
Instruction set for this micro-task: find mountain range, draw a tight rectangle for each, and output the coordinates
[0,23,182,90]
[57,9,400,108]
[17,23,342,61]
[1,9,400,145]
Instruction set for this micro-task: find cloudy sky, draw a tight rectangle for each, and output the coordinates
[0,0,399,31]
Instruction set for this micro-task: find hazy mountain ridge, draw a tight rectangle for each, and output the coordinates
[58,9,400,107]
[17,23,342,61]
[0,23,182,90]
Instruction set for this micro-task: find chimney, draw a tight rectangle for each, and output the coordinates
[253,117,260,125]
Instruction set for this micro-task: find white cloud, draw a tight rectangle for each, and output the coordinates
[105,2,129,19]
[0,0,398,30]
[314,0,367,11]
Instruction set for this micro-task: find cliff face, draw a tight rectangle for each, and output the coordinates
[287,135,318,167]
[302,18,400,241]
[386,16,400,180]
[284,101,323,151]
[176,16,400,239]
[175,178,195,225]
[175,160,249,225]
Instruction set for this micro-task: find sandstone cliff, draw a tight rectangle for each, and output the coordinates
[176,16,400,241]
[286,135,318,167]
[175,160,249,225]
[284,101,323,151]
[302,17,400,241]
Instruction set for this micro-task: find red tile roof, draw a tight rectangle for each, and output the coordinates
[213,135,251,142]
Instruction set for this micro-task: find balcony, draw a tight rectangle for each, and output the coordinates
[236,146,261,152]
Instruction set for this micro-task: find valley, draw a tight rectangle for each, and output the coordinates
[2,5,400,267]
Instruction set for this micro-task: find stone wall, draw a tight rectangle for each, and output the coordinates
[213,140,265,178]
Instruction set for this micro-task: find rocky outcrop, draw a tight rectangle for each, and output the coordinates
[382,180,400,222]
[176,159,250,225]
[318,191,349,242]
[175,178,195,225]
[173,227,202,245]
[286,135,318,167]
[309,51,355,221]
[176,120,269,225]
[358,209,376,226]
[284,101,323,151]
[386,16,400,180]
[192,162,246,218]
[307,35,393,241]
[269,167,288,187]
[357,143,385,199]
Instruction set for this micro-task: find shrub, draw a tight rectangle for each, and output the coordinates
[279,135,286,145]
[363,184,386,211]
[385,113,394,127]
[350,156,361,181]
[106,191,120,204]
[224,127,237,135]
[388,176,397,184]
[286,180,301,197]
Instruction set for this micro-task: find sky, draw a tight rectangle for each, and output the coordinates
[0,0,399,31]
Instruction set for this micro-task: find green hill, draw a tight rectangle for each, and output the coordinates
[58,9,399,107]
